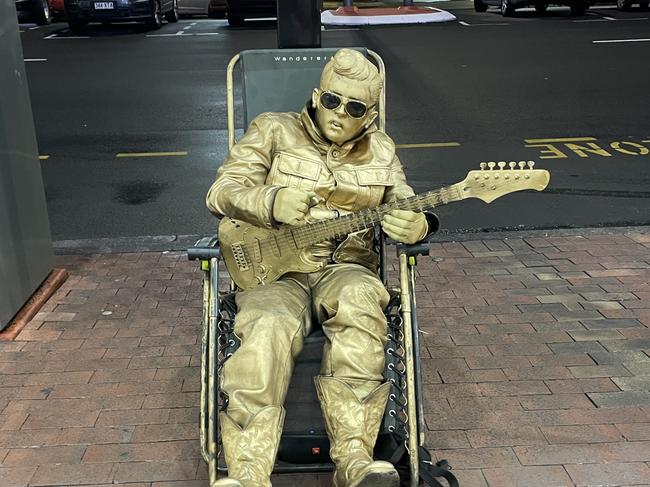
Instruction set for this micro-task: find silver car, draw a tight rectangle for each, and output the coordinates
[178,0,225,17]
[474,0,589,15]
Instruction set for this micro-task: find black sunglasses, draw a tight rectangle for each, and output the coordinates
[319,91,370,119]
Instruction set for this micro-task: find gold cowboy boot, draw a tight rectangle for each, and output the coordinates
[315,376,399,487]
[214,405,285,487]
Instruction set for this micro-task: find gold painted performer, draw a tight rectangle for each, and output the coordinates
[206,48,438,487]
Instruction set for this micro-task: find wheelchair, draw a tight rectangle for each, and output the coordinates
[188,48,459,487]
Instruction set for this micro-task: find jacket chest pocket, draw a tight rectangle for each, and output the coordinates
[268,153,321,192]
[354,168,392,210]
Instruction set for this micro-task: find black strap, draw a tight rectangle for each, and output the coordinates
[420,462,459,487]
[389,445,460,487]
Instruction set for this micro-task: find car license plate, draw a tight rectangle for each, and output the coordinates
[94,2,114,9]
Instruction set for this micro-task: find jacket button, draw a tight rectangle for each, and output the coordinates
[332,150,339,158]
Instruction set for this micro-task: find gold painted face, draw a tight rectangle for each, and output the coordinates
[312,74,378,146]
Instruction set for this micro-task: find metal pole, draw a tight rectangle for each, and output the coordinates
[277,0,321,48]
[343,0,354,6]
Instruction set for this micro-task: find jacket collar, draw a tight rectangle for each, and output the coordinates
[300,101,377,155]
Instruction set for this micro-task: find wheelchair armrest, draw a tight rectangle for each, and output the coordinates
[397,242,430,257]
[187,235,221,261]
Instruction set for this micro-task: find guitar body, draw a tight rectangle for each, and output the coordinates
[218,218,325,290]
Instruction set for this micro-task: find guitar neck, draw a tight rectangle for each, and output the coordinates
[292,183,464,247]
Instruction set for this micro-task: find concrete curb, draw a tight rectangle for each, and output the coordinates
[52,225,650,255]
[321,7,456,25]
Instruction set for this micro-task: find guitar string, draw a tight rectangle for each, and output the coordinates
[245,185,462,254]
[267,185,460,251]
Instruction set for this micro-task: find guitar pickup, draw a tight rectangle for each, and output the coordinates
[231,243,251,271]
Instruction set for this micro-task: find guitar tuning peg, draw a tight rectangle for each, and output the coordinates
[518,161,527,170]
[509,161,517,170]
[527,160,535,169]
[480,162,487,170]
[498,161,506,170]
[488,162,496,170]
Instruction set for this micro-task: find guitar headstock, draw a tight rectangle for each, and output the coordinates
[460,161,550,203]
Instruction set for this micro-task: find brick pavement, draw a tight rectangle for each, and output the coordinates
[1,229,649,487]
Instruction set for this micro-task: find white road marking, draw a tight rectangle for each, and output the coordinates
[322,26,361,30]
[24,58,47,62]
[458,20,470,26]
[29,26,40,30]
[146,33,183,36]
[183,25,192,30]
[602,15,616,20]
[593,38,650,43]
[463,22,510,26]
[194,32,223,35]
[45,33,89,39]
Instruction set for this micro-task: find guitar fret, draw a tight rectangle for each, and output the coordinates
[292,183,468,248]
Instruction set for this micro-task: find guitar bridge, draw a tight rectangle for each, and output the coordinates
[231,243,250,271]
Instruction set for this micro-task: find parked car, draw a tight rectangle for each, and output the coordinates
[474,0,589,15]
[616,0,648,9]
[15,0,51,24]
[64,0,179,33]
[226,0,275,26]
[208,0,225,17]
[49,0,65,19]
[178,0,224,17]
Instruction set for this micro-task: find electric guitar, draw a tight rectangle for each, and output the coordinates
[219,161,550,290]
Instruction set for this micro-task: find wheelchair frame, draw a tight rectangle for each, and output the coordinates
[188,48,458,487]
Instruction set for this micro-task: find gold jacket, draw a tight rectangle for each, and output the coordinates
[206,104,421,270]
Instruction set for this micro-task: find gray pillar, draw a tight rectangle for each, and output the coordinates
[277,0,321,49]
[1,2,55,330]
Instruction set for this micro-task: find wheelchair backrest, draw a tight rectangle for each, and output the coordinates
[241,48,363,128]
[226,48,386,149]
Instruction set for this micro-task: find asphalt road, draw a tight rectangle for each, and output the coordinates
[18,2,650,242]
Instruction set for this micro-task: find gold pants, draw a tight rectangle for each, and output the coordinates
[221,263,390,427]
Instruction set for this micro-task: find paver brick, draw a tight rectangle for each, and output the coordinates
[544,378,620,394]
[514,441,650,465]
[2,445,86,466]
[582,318,643,329]
[58,427,135,445]
[431,447,520,468]
[82,440,200,463]
[568,364,632,378]
[502,366,573,381]
[30,463,114,486]
[482,466,573,487]
[616,423,650,441]
[22,409,100,430]
[540,424,626,444]
[612,376,650,391]
[112,460,199,482]
[466,425,547,447]
[478,381,551,397]
[95,409,170,427]
[589,350,650,364]
[0,467,37,487]
[0,430,61,449]
[588,391,650,408]
[565,462,650,486]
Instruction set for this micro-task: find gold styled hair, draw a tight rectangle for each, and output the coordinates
[320,48,382,104]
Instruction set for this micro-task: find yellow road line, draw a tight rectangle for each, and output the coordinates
[524,137,597,143]
[395,142,461,149]
[39,155,50,160]
[116,151,188,158]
